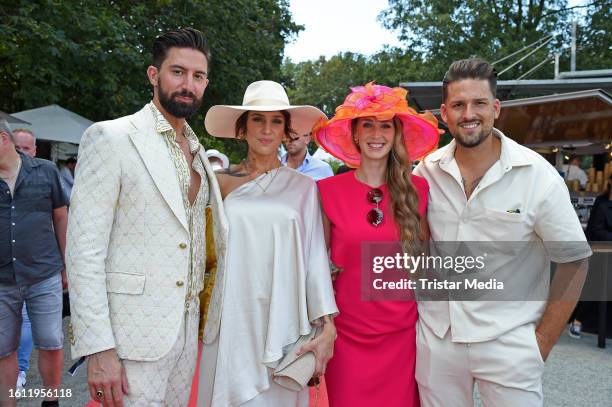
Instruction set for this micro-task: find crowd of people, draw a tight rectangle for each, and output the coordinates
[0,27,595,407]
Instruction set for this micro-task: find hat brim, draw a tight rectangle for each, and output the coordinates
[314,113,441,167]
[205,105,327,139]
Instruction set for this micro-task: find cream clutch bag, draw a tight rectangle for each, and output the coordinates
[273,326,319,391]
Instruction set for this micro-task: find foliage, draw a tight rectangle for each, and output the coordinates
[323,159,342,174]
[283,1,610,135]
[2,1,608,163]
[378,0,581,80]
[577,0,612,70]
[0,0,301,163]
[282,48,428,117]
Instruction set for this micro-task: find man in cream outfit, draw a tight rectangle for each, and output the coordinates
[414,58,591,406]
[66,28,228,406]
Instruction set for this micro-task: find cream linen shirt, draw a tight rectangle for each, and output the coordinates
[414,128,592,342]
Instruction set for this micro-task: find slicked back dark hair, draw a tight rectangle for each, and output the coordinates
[442,58,497,101]
[152,27,211,69]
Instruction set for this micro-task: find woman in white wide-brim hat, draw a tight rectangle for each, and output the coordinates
[198,80,338,407]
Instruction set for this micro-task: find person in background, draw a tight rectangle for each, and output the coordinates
[15,303,32,396]
[205,149,229,171]
[11,127,46,398]
[0,120,68,407]
[568,174,612,338]
[562,156,588,189]
[282,130,333,180]
[59,157,77,201]
[314,82,440,407]
[12,129,37,158]
[585,174,612,242]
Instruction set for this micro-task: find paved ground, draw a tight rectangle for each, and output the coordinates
[15,319,612,406]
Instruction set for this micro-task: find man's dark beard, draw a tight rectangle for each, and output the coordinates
[158,84,202,119]
[454,129,491,148]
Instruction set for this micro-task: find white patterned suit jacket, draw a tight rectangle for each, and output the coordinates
[66,105,229,361]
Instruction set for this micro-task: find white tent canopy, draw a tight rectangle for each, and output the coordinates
[10,104,92,144]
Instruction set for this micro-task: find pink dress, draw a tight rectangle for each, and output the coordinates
[317,171,428,407]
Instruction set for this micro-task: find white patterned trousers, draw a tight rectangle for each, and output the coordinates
[121,306,199,406]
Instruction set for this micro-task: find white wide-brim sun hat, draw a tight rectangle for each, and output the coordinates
[205,80,327,138]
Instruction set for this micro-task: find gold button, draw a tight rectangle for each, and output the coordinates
[176,280,184,287]
[179,243,187,249]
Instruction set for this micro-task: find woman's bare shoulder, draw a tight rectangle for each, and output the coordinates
[215,164,250,198]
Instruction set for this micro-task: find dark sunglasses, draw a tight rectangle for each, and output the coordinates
[367,188,384,227]
[287,134,308,143]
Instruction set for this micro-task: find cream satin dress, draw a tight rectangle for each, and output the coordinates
[198,167,338,406]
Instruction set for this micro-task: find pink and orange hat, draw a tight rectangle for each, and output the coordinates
[312,82,442,167]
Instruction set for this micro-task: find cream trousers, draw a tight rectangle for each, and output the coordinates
[416,320,545,407]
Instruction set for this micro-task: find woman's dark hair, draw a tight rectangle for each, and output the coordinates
[152,27,211,68]
[234,111,297,139]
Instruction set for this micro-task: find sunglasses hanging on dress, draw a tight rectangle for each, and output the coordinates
[367,188,384,227]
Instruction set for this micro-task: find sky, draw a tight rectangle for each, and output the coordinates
[285,0,401,62]
[285,0,590,63]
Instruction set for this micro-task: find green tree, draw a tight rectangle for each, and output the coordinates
[378,0,580,80]
[282,48,428,117]
[578,0,612,71]
[0,0,301,162]
[283,53,369,116]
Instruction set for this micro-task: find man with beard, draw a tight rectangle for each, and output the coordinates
[66,28,228,406]
[281,132,333,180]
[414,58,591,406]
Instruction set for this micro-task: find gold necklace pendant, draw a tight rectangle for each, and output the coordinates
[252,167,281,193]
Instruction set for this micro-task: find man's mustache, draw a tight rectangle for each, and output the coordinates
[172,91,197,102]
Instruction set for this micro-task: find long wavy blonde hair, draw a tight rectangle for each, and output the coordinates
[353,117,423,254]
[387,118,424,255]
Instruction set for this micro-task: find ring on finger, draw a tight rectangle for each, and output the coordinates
[96,389,104,399]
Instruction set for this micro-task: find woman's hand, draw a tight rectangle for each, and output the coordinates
[297,316,337,378]
[330,261,343,282]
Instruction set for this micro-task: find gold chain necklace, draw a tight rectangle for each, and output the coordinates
[252,167,281,193]
[242,159,281,193]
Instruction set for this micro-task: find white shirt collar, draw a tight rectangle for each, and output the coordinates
[426,128,532,170]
